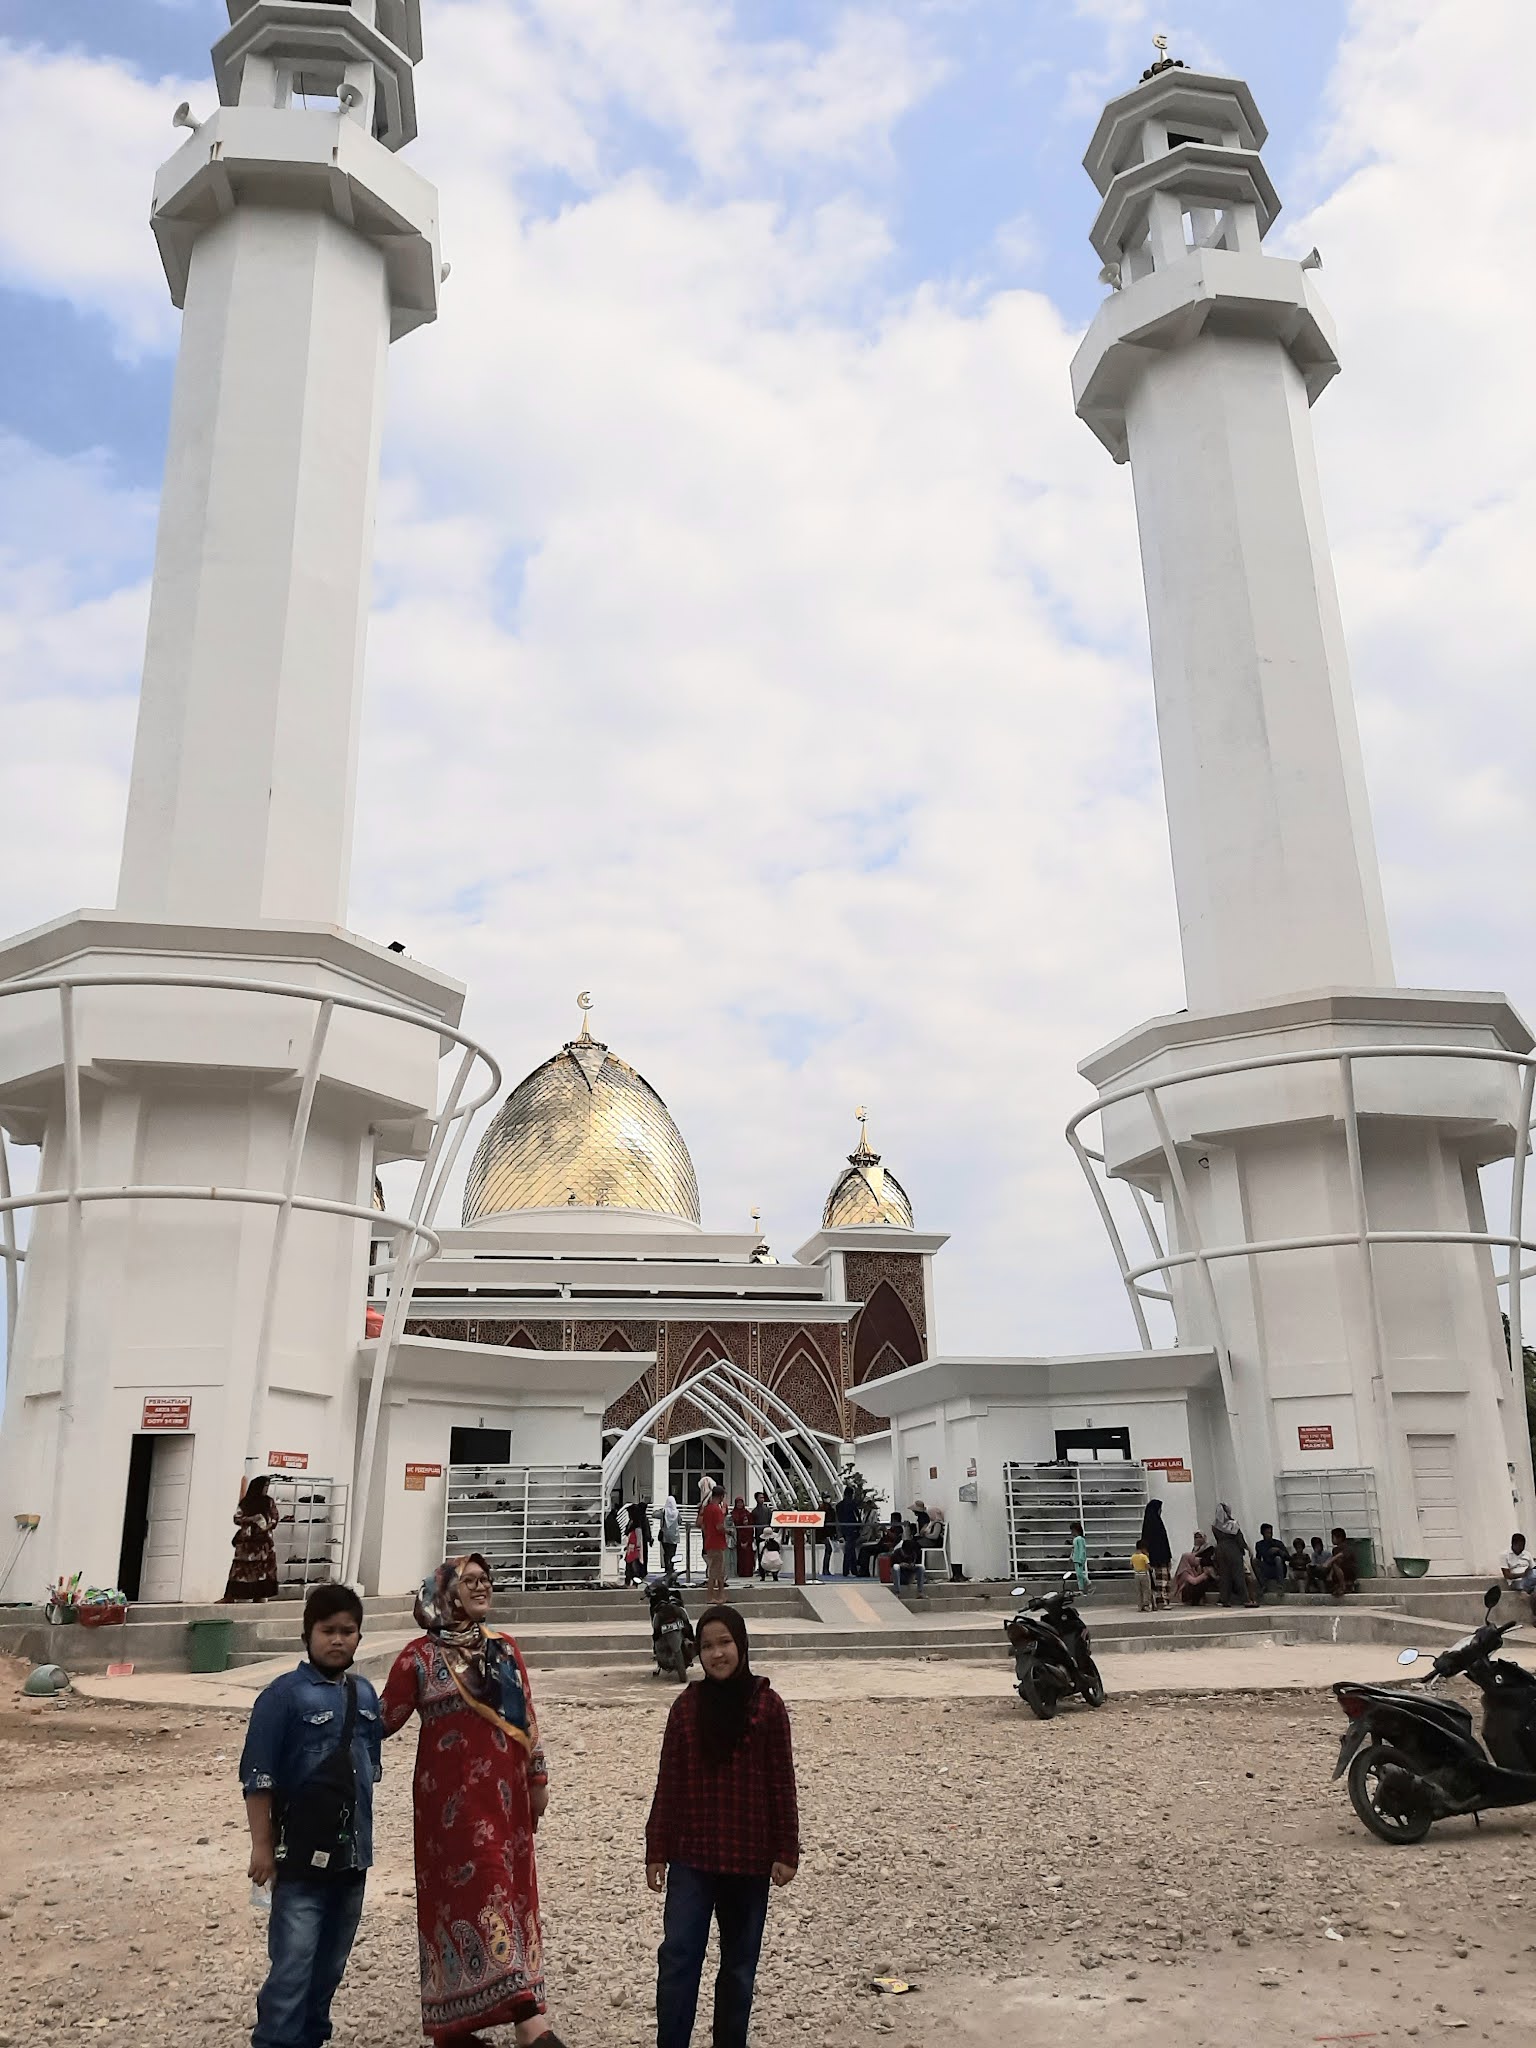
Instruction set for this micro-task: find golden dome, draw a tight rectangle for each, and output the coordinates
[463,1020,700,1226]
[821,1110,913,1228]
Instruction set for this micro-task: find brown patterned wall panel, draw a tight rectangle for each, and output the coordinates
[603,1370,658,1434]
[849,1280,923,1385]
[843,1251,928,1348]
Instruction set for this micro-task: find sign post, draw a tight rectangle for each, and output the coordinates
[772,1510,823,1588]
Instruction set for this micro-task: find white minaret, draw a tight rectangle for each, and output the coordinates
[1071,56,1534,1571]
[0,1,466,1603]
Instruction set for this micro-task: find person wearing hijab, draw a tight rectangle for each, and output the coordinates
[659,1494,682,1577]
[380,1555,569,2047]
[1137,1497,1173,1611]
[1211,1502,1256,1608]
[222,1473,279,1602]
[645,1606,800,2048]
[1173,1533,1218,1605]
[732,1496,756,1580]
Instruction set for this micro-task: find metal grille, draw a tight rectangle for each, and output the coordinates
[1274,1467,1380,1550]
[269,1475,347,1593]
[445,1464,604,1590]
[1004,1461,1148,1584]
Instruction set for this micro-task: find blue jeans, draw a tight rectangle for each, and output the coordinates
[253,1875,366,2048]
[656,1864,771,2048]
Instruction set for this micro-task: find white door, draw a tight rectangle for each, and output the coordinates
[1408,1435,1468,1573]
[139,1435,194,1603]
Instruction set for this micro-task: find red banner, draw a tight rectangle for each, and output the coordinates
[267,1451,308,1470]
[141,1396,191,1430]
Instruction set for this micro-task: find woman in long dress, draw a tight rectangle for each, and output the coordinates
[1137,1497,1173,1610]
[731,1497,755,1580]
[381,1555,570,2046]
[221,1474,278,1602]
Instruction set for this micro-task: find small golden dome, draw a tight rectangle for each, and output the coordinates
[821,1109,913,1229]
[463,1015,700,1226]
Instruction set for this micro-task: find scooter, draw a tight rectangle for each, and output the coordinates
[1004,1574,1105,1719]
[1332,1584,1536,1842]
[647,1575,696,1683]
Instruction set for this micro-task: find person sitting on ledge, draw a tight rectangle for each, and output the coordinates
[1173,1536,1218,1606]
[1306,1536,1330,1591]
[1323,1527,1359,1600]
[1501,1532,1536,1621]
[1254,1523,1290,1598]
[1286,1537,1312,1591]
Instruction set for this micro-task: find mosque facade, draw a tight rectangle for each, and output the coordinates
[397,1007,946,1503]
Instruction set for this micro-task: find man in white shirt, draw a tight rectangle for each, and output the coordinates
[1500,1532,1536,1617]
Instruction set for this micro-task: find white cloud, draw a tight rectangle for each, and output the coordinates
[1,0,1532,1365]
[0,40,200,356]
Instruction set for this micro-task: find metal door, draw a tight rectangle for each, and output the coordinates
[139,1434,194,1602]
[1408,1435,1468,1572]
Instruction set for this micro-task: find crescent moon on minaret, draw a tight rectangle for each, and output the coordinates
[577,990,593,1011]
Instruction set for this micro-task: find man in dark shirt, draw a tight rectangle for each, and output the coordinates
[889,1525,926,1594]
[1254,1522,1289,1598]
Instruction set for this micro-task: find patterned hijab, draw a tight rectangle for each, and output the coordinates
[414,1553,536,1753]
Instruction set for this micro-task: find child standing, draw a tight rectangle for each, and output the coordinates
[646,1606,800,2048]
[1069,1520,1089,1592]
[1131,1543,1152,1611]
[239,1582,382,2048]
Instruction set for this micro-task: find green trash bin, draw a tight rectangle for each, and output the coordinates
[1351,1536,1376,1582]
[187,1617,235,1673]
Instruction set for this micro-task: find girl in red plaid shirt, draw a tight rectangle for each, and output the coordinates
[645,1605,800,2048]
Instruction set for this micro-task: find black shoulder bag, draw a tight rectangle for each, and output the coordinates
[276,1677,359,1881]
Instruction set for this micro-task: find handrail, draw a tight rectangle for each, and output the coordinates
[1066,1036,1536,1551]
[0,968,501,1591]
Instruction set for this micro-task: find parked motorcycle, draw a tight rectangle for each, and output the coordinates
[1332,1585,1536,1842]
[647,1576,696,1683]
[1004,1575,1105,1719]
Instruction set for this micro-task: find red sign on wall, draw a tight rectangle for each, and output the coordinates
[141,1396,191,1431]
[404,1462,444,1492]
[1298,1425,1335,1451]
[1144,1456,1187,1472]
[268,1451,309,1470]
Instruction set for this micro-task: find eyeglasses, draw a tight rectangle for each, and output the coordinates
[458,1573,491,1589]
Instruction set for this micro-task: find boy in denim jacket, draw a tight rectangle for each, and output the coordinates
[239,1582,382,2048]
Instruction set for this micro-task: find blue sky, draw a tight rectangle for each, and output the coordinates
[0,1,1531,1356]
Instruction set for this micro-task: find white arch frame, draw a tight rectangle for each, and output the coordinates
[0,969,500,1588]
[602,1355,845,1504]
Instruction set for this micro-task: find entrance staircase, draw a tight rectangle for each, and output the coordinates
[0,1574,1516,1679]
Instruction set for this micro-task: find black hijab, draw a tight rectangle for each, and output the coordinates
[694,1604,760,1768]
[1139,1497,1172,1566]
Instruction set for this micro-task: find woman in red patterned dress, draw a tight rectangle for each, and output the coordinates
[381,1555,571,2046]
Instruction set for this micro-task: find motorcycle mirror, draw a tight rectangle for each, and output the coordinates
[1485,1585,1502,1611]
[1396,1648,1420,1666]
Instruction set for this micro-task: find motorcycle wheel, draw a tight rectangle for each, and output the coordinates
[1078,1660,1106,1708]
[1017,1673,1057,1720]
[1347,1741,1433,1844]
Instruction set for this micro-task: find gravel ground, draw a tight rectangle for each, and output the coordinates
[3,1659,1535,2046]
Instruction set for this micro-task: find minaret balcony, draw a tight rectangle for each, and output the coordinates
[215,1,420,151]
[1070,246,1339,463]
[1090,144,1280,270]
[1084,71,1265,195]
[150,103,440,339]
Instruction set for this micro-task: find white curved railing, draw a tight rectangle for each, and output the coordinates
[1066,1040,1536,1545]
[0,970,502,1588]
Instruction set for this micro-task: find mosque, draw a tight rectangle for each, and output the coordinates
[1,7,1532,1610]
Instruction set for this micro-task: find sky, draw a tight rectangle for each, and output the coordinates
[0,0,1531,1362]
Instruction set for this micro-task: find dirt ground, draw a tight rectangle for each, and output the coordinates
[3,1659,1534,2047]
